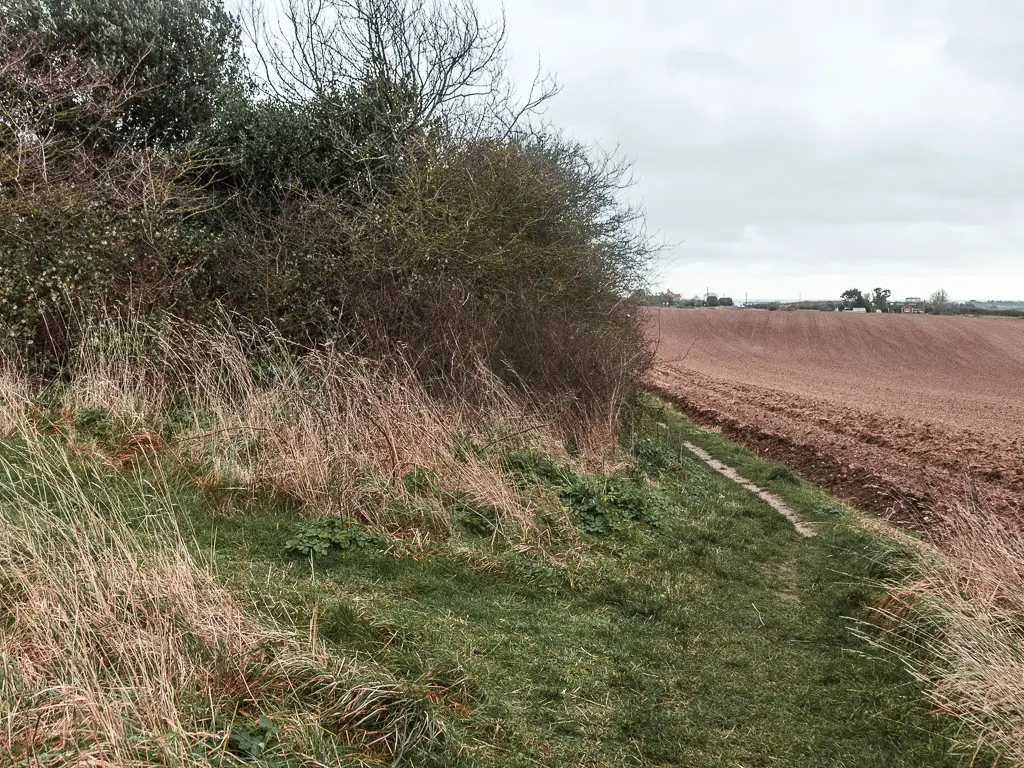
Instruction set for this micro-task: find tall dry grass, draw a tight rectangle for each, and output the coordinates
[0,357,31,435]
[0,312,622,764]
[58,314,586,541]
[0,313,602,765]
[0,436,443,766]
[863,509,1024,764]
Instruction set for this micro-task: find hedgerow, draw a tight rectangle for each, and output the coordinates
[0,0,654,432]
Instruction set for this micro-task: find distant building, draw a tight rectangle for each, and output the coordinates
[900,297,924,315]
[665,290,680,300]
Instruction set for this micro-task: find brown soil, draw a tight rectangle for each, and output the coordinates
[644,307,1024,537]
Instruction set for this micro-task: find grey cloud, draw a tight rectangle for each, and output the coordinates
[665,47,737,75]
[943,33,1024,84]
[485,0,1024,299]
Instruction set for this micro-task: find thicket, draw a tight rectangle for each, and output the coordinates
[0,0,653,431]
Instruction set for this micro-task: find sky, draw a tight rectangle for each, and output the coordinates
[474,0,1024,301]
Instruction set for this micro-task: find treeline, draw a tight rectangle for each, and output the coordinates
[959,307,1024,318]
[637,292,734,308]
[839,288,1023,316]
[746,301,837,312]
[0,0,653,426]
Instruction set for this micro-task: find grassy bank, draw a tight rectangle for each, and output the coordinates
[0,331,978,765]
[197,401,967,766]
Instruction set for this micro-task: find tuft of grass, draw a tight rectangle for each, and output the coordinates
[861,510,1024,764]
[767,465,800,485]
[0,359,31,435]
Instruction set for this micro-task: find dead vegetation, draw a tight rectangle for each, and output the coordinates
[56,314,594,542]
[2,313,598,542]
[860,509,1024,764]
[0,436,444,766]
[0,313,614,764]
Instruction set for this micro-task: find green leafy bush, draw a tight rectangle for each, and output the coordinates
[451,495,500,537]
[74,406,116,441]
[561,476,663,535]
[814,502,846,517]
[504,449,662,536]
[284,519,386,557]
[627,434,684,476]
[501,449,571,486]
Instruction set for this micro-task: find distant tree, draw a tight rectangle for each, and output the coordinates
[719,297,734,306]
[928,288,950,315]
[705,294,719,307]
[871,287,892,313]
[840,288,871,310]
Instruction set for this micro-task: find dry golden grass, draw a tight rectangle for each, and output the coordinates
[0,314,623,765]
[58,315,591,541]
[0,436,442,766]
[862,509,1024,764]
[0,357,31,436]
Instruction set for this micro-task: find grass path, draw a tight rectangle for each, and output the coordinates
[0,396,979,765]
[681,439,816,537]
[185,397,973,766]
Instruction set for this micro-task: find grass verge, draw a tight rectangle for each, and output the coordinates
[631,394,1014,766]
[183,397,973,765]
[0,341,985,766]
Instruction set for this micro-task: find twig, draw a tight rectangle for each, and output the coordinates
[657,336,698,366]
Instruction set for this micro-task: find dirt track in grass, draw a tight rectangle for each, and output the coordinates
[644,307,1024,536]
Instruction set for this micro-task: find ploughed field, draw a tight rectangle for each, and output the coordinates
[645,307,1024,534]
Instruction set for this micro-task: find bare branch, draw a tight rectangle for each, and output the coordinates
[243,0,555,149]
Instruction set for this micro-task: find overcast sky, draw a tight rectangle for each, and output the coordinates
[475,0,1024,301]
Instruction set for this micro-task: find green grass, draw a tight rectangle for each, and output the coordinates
[0,394,981,765]
[159,395,976,767]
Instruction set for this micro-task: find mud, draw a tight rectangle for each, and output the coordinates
[645,308,1024,537]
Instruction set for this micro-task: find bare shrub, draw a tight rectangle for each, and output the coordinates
[246,0,554,169]
[216,135,654,434]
